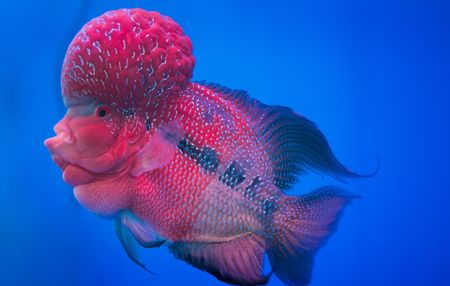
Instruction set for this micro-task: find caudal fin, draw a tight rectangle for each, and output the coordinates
[268,186,359,286]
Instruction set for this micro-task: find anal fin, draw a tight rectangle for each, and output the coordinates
[169,233,270,285]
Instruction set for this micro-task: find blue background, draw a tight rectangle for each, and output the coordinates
[1,0,449,285]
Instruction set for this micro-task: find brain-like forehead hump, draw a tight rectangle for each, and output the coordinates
[61,8,195,110]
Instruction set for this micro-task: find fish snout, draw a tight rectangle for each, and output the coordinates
[44,120,78,173]
[44,120,75,151]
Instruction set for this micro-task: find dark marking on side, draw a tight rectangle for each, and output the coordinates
[244,176,261,197]
[145,119,152,131]
[178,139,200,159]
[178,139,219,173]
[198,147,219,173]
[219,161,246,188]
[245,177,261,192]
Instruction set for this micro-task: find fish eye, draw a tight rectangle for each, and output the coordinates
[96,105,110,118]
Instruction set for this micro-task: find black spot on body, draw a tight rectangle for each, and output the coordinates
[198,147,219,173]
[178,139,219,173]
[244,176,261,199]
[145,119,152,131]
[178,139,200,159]
[220,161,246,188]
[245,177,261,194]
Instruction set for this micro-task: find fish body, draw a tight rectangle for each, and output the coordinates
[45,9,364,286]
[130,83,281,241]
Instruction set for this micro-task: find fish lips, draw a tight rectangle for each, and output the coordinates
[45,134,96,187]
[63,164,96,186]
[49,154,96,186]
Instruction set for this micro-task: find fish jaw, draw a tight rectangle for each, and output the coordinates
[46,136,137,215]
[45,130,137,215]
[45,121,91,186]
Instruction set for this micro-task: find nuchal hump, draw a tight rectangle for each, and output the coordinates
[61,8,196,112]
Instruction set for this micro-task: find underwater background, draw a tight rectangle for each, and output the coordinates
[0,0,449,285]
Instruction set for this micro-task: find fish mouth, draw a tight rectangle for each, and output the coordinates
[50,155,96,186]
[46,132,112,187]
[50,153,129,187]
[45,133,96,187]
[45,130,131,188]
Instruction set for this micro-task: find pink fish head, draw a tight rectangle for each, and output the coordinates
[45,9,195,215]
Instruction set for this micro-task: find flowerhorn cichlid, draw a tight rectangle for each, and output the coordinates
[45,8,369,286]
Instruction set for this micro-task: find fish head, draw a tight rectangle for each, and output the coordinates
[45,95,147,215]
[44,8,195,215]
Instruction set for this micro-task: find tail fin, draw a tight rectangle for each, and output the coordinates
[268,186,359,286]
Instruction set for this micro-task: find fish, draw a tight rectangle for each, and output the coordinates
[44,8,369,286]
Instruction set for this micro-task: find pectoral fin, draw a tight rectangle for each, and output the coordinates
[130,121,184,176]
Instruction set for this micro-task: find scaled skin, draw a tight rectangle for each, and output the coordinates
[45,83,278,238]
[45,8,362,286]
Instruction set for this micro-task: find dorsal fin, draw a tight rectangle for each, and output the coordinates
[198,81,368,190]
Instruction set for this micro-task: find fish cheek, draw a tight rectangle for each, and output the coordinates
[73,119,116,154]
[73,176,132,216]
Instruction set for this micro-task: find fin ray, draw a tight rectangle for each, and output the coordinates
[114,217,155,274]
[120,210,166,247]
[198,81,367,190]
[268,186,359,285]
[115,211,166,273]
[169,233,270,285]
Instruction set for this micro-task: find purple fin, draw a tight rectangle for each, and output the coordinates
[169,233,270,285]
[199,81,369,190]
[115,211,165,274]
[268,186,359,285]
[120,210,166,247]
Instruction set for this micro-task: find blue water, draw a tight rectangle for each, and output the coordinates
[1,0,449,285]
